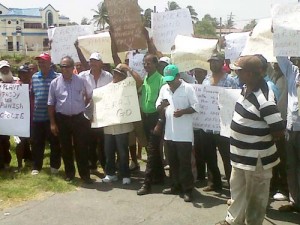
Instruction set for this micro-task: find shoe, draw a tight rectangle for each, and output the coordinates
[215,220,230,225]
[129,162,140,171]
[65,177,74,182]
[227,199,233,206]
[164,165,170,170]
[82,177,94,184]
[122,177,131,185]
[102,175,118,183]
[137,184,151,195]
[203,185,222,192]
[50,167,59,174]
[183,192,192,202]
[273,192,288,201]
[90,168,98,174]
[162,187,181,195]
[279,203,300,212]
[31,170,39,175]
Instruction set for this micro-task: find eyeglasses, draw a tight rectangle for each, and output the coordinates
[60,65,73,69]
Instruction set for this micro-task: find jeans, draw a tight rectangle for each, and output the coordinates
[104,133,130,178]
[31,121,61,171]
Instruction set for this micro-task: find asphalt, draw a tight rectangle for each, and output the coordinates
[0,165,299,225]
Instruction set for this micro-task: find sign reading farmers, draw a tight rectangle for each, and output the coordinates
[105,0,147,52]
[0,84,30,137]
[92,77,141,128]
[50,25,94,64]
[152,8,194,53]
[272,3,300,56]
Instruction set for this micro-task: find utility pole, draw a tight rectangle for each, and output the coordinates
[219,17,222,37]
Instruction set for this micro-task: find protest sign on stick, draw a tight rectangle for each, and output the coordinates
[128,53,147,80]
[272,3,300,57]
[152,8,194,53]
[105,0,147,52]
[0,84,30,137]
[225,32,249,62]
[92,77,141,128]
[50,25,94,64]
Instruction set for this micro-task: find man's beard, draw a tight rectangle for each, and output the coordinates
[0,71,13,83]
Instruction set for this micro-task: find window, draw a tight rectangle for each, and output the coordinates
[24,23,42,29]
[16,21,19,24]
[0,11,2,14]
[47,11,53,27]
[8,21,11,24]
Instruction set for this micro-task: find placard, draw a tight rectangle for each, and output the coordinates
[105,0,147,52]
[0,84,30,137]
[50,25,94,64]
[225,32,250,62]
[92,77,141,128]
[219,88,241,137]
[152,9,194,53]
[172,35,217,72]
[272,3,300,56]
[128,53,147,80]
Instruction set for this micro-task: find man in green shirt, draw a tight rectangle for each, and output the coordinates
[137,54,166,195]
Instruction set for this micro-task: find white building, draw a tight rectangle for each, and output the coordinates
[0,4,69,53]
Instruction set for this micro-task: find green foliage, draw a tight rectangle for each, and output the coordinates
[165,1,181,11]
[243,19,257,32]
[194,14,218,38]
[92,1,109,30]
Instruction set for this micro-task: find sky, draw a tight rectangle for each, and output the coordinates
[0,0,298,28]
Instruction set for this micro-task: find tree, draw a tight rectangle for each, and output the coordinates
[81,17,91,25]
[187,5,198,23]
[194,14,218,38]
[92,1,109,30]
[225,12,235,29]
[67,22,78,26]
[165,1,181,11]
[243,19,257,32]
[142,8,153,28]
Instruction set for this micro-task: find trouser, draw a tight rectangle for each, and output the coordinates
[31,121,61,171]
[193,129,206,180]
[0,135,11,168]
[226,160,272,225]
[143,112,165,185]
[166,140,194,192]
[104,133,130,178]
[56,113,90,179]
[285,130,300,208]
[87,127,105,169]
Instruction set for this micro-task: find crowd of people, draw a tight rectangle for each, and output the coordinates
[0,27,299,225]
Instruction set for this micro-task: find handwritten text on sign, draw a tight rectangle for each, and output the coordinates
[92,77,141,128]
[105,0,147,52]
[272,3,300,56]
[0,84,30,137]
[152,9,194,53]
[50,25,94,64]
[225,32,249,62]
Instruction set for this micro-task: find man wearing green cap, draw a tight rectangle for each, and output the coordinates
[156,64,199,202]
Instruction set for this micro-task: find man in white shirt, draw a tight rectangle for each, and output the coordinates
[156,64,200,202]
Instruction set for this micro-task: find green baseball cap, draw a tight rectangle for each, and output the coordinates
[163,64,179,82]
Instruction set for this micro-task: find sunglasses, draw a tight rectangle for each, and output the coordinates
[60,65,73,68]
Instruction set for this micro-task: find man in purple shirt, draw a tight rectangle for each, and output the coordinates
[48,56,92,184]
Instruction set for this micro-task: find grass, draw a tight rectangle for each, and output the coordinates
[0,141,78,211]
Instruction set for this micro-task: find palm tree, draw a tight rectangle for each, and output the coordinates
[165,1,181,11]
[92,1,109,30]
[187,5,199,23]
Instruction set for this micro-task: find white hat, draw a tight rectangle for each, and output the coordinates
[159,56,171,65]
[0,60,10,69]
[89,52,102,61]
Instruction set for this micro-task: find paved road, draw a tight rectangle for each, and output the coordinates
[0,168,299,225]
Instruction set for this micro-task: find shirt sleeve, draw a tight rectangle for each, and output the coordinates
[187,85,200,113]
[276,56,298,81]
[47,80,56,106]
[156,85,165,109]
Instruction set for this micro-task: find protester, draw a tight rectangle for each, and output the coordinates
[48,56,92,184]
[216,55,285,225]
[79,52,113,173]
[202,53,239,192]
[276,56,300,213]
[156,64,199,202]
[137,54,166,195]
[31,53,61,175]
[102,63,143,185]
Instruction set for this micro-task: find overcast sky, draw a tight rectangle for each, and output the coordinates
[0,0,298,28]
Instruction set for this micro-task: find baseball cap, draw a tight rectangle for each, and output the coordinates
[159,56,171,65]
[208,53,225,62]
[89,52,102,61]
[163,64,179,82]
[35,53,51,61]
[18,64,30,73]
[0,60,10,68]
[113,64,127,76]
[229,55,262,74]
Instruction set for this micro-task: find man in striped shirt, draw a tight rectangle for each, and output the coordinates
[216,55,285,225]
[31,53,61,175]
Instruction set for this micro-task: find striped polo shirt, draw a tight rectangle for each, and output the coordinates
[230,80,284,171]
[31,70,59,122]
